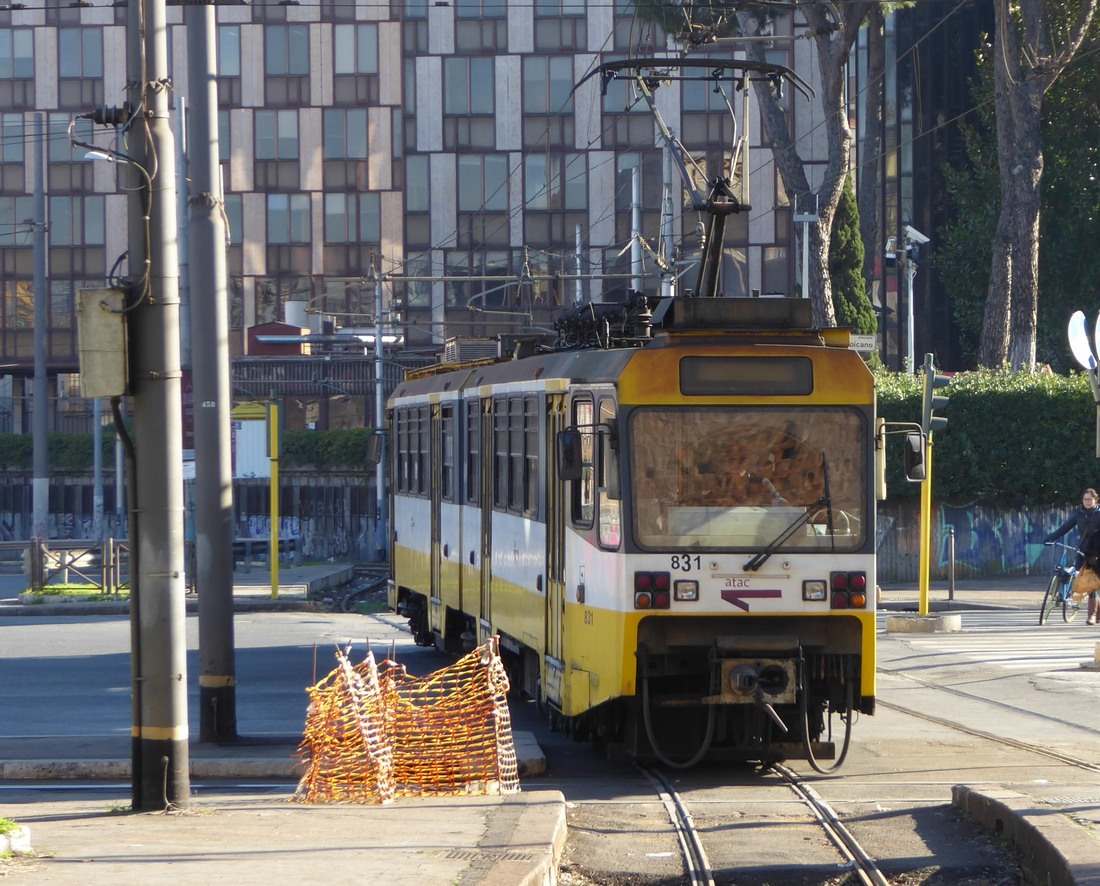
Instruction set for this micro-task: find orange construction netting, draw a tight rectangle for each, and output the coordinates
[295,637,519,804]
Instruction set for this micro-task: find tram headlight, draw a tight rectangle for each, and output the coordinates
[674,580,699,601]
[802,579,827,601]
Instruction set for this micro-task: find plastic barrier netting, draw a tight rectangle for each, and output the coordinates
[295,637,519,803]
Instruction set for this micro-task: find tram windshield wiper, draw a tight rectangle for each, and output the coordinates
[743,454,832,572]
[742,501,823,572]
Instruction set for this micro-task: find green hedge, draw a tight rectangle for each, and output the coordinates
[876,366,1095,505]
[0,430,119,472]
[280,428,379,471]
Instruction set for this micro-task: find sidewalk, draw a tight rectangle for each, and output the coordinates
[0,561,356,616]
[878,573,1045,612]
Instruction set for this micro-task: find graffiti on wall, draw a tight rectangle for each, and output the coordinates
[877,501,1076,582]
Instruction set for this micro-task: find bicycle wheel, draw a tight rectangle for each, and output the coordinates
[1040,573,1061,625]
[1063,590,1082,623]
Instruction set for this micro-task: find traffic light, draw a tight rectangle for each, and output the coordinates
[921,356,949,436]
[903,432,926,482]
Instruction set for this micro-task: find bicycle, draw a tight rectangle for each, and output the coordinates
[1040,541,1086,625]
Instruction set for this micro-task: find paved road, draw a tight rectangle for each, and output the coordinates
[881,607,1100,674]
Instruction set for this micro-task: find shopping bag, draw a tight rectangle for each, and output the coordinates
[1071,566,1100,599]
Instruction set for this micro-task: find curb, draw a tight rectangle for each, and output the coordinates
[476,791,567,886]
[0,731,547,782]
[952,784,1100,886]
[0,599,324,618]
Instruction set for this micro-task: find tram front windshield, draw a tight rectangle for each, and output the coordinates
[630,407,867,552]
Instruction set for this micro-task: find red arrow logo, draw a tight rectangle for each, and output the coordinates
[720,589,782,612]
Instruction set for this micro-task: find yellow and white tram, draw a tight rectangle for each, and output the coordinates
[388,296,876,769]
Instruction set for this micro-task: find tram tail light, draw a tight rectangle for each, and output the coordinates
[830,571,869,609]
[635,572,672,609]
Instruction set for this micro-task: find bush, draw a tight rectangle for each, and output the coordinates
[876,365,1094,505]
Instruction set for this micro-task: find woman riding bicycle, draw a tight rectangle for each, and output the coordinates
[1044,487,1100,624]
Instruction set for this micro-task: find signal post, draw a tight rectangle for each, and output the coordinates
[885,354,962,634]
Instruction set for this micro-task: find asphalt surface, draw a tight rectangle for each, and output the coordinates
[0,566,1097,884]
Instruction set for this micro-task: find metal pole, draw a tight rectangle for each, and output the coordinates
[631,166,642,292]
[918,434,934,616]
[187,0,237,742]
[374,268,387,561]
[661,147,674,298]
[906,258,916,375]
[574,224,584,305]
[948,527,955,601]
[269,397,280,598]
[115,431,125,534]
[93,398,103,539]
[32,112,48,541]
[176,97,190,371]
[126,0,190,810]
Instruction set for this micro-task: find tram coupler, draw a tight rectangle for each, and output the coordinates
[702,635,801,706]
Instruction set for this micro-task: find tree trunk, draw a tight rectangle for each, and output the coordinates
[979,0,1097,368]
[737,2,873,327]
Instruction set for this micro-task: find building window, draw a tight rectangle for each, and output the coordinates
[0,30,34,79]
[0,196,34,246]
[444,58,494,115]
[2,113,23,163]
[255,110,299,161]
[457,154,508,212]
[455,0,506,18]
[525,153,586,211]
[218,25,241,77]
[405,155,429,213]
[536,0,584,13]
[523,56,573,114]
[324,192,380,244]
[267,194,310,244]
[445,250,511,308]
[218,110,230,165]
[49,114,99,164]
[334,24,378,75]
[404,0,428,20]
[224,193,243,245]
[323,109,368,160]
[58,29,102,78]
[683,77,731,112]
[265,25,309,76]
[49,195,105,246]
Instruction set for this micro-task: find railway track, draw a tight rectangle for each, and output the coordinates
[880,670,1100,775]
[639,764,890,886]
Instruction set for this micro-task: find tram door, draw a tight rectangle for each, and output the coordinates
[546,393,567,665]
[478,396,493,640]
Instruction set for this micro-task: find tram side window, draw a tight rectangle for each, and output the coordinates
[418,406,430,495]
[597,399,620,549]
[493,395,539,516]
[493,400,508,509]
[396,408,410,493]
[465,399,480,505]
[441,404,455,502]
[524,395,538,517]
[571,399,594,526]
[509,397,524,512]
